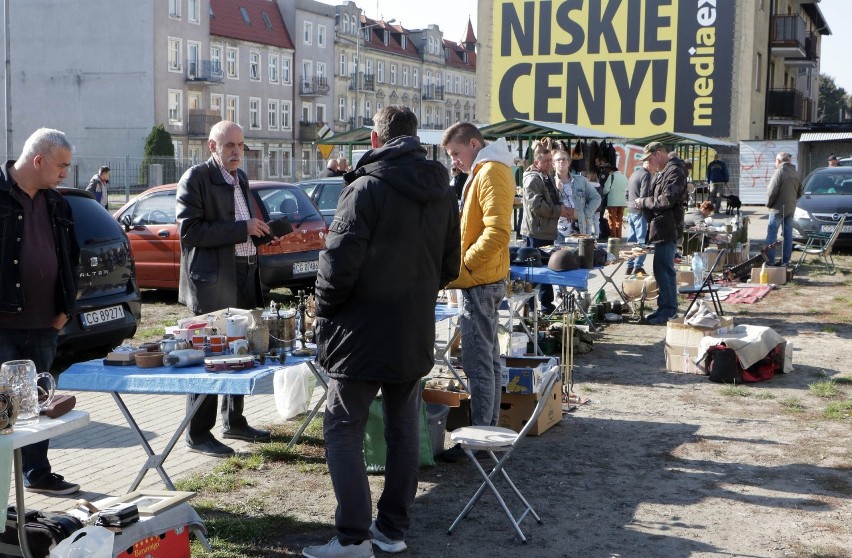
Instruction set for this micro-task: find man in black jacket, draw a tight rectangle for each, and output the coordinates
[304,106,460,558]
[0,128,81,495]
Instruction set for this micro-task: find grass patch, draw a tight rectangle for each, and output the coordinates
[809,380,840,398]
[833,376,852,386]
[189,509,327,557]
[753,390,775,400]
[719,385,750,397]
[780,396,805,413]
[820,326,838,334]
[823,400,852,420]
[580,385,597,393]
[135,325,166,339]
[174,455,262,493]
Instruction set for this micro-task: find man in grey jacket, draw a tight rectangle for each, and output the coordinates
[176,121,276,457]
[765,152,804,267]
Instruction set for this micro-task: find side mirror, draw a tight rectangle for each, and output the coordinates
[121,214,133,231]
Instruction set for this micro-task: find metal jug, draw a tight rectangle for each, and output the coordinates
[0,360,55,426]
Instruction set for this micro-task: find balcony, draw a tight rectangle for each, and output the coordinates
[421,84,445,101]
[786,31,818,67]
[348,73,376,92]
[299,76,330,97]
[767,88,804,120]
[299,121,327,141]
[186,60,224,84]
[187,110,221,136]
[770,15,807,58]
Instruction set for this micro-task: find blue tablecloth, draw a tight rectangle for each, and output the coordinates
[509,266,592,289]
[58,354,314,396]
[435,303,459,322]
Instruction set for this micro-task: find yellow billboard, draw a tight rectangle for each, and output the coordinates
[491,0,734,137]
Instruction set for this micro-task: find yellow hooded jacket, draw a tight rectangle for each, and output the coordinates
[448,137,516,289]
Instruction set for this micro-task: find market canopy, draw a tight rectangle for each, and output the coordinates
[477,119,620,141]
[624,131,737,149]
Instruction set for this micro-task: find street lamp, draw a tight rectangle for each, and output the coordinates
[354,17,395,129]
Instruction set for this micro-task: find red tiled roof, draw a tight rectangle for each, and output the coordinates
[360,16,421,61]
[209,0,294,49]
[443,39,476,71]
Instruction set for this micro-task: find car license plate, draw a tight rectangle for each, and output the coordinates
[80,305,125,328]
[820,224,852,233]
[293,260,319,275]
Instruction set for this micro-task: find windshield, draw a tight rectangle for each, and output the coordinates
[804,172,852,195]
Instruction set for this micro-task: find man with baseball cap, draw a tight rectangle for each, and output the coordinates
[634,142,689,324]
[827,155,839,167]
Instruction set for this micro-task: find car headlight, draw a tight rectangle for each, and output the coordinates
[793,206,810,220]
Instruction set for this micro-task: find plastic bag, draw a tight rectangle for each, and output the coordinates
[273,363,315,420]
[49,525,113,558]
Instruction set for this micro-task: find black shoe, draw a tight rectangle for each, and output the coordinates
[222,424,271,442]
[625,267,634,276]
[647,313,677,325]
[25,473,80,496]
[438,444,489,463]
[633,267,648,277]
[187,437,235,457]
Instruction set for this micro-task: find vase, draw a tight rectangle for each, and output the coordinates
[247,309,269,354]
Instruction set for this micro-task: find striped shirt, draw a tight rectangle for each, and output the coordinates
[213,157,255,257]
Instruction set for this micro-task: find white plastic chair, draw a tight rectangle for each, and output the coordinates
[446,368,560,543]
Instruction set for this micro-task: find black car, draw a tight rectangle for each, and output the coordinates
[792,167,852,248]
[57,188,142,355]
[297,177,344,226]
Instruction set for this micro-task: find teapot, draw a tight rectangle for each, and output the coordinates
[225,314,249,338]
[0,360,55,427]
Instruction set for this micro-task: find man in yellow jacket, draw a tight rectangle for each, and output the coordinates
[439,123,516,462]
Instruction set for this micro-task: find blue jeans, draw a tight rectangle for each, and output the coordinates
[0,328,58,486]
[460,281,505,426]
[651,241,678,318]
[625,213,648,269]
[766,211,794,265]
[324,378,421,545]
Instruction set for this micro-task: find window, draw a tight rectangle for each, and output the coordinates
[318,25,326,47]
[210,45,222,74]
[302,102,311,123]
[211,94,223,118]
[365,58,372,76]
[426,106,432,126]
[343,14,350,34]
[189,147,201,163]
[383,30,389,46]
[282,57,291,84]
[188,0,199,23]
[303,21,312,45]
[262,12,272,29]
[755,52,762,92]
[249,51,260,80]
[446,73,452,92]
[168,89,183,124]
[465,78,470,96]
[446,109,451,127]
[316,104,326,124]
[226,95,238,123]
[188,91,201,110]
[428,37,433,53]
[339,53,346,77]
[377,61,384,83]
[268,149,280,178]
[413,69,419,89]
[402,66,409,87]
[226,47,238,78]
[240,7,250,24]
[338,97,346,121]
[455,76,460,94]
[365,100,371,120]
[425,70,431,87]
[269,53,279,83]
[281,100,292,129]
[376,101,383,113]
[401,35,407,49]
[316,62,326,80]
[249,98,261,129]
[282,150,292,177]
[390,64,396,85]
[268,99,279,130]
[187,41,199,77]
[173,140,183,160]
[169,0,180,18]
[168,37,182,72]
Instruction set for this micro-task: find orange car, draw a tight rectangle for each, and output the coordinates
[113,182,327,291]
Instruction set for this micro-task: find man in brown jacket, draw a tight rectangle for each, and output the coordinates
[765,152,804,267]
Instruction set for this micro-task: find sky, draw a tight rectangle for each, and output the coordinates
[317,0,851,92]
[815,0,852,93]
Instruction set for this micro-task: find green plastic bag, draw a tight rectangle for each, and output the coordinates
[364,397,435,473]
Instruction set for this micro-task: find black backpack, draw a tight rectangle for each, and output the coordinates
[704,344,742,384]
[1,506,83,558]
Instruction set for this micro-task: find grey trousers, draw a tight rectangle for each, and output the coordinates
[460,280,505,426]
[324,377,421,544]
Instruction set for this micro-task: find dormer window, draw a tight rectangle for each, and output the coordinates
[462,52,468,63]
[444,47,450,59]
[401,35,407,49]
[383,30,389,46]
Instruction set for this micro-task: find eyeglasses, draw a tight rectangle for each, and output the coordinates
[553,158,568,163]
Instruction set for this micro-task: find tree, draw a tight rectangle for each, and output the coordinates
[139,124,178,185]
[818,74,850,123]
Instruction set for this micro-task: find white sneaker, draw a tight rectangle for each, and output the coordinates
[369,520,407,553]
[303,537,374,558]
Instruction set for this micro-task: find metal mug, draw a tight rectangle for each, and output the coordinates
[0,385,20,434]
[0,360,55,426]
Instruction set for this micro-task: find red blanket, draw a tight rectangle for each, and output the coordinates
[724,285,772,304]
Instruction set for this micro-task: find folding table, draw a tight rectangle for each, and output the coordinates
[509,265,595,328]
[0,410,90,558]
[58,355,319,493]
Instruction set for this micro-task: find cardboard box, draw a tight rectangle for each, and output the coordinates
[750,266,787,285]
[500,356,559,394]
[664,342,703,373]
[123,527,190,558]
[676,270,695,286]
[665,316,734,348]
[498,378,563,436]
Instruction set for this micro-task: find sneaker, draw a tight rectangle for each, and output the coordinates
[370,520,407,553]
[647,313,677,325]
[303,537,374,558]
[625,267,634,276]
[25,473,80,496]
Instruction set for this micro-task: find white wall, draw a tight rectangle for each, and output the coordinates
[738,140,799,205]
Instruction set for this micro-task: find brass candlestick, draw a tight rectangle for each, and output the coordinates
[292,289,316,357]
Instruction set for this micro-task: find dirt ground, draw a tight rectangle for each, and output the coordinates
[131,252,852,558]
